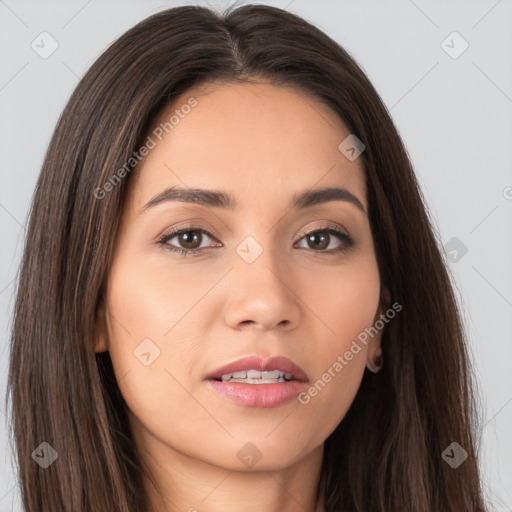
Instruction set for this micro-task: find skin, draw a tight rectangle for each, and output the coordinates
[95,80,389,512]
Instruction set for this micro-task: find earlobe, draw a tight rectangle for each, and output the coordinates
[94,299,109,353]
[365,353,383,373]
[380,285,391,310]
[366,285,390,373]
[366,330,383,371]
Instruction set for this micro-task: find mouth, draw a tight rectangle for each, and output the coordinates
[205,354,308,383]
[204,355,309,408]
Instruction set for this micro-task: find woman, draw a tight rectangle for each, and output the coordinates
[7,4,487,511]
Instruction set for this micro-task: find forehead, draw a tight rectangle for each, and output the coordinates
[126,80,367,213]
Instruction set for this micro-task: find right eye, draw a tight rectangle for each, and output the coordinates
[157,226,222,256]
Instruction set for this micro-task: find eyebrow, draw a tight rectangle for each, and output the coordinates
[139,185,367,215]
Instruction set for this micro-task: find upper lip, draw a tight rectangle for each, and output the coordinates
[205,355,308,382]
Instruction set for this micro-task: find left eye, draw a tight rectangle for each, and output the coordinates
[295,227,352,252]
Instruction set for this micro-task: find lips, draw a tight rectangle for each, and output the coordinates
[205,355,308,383]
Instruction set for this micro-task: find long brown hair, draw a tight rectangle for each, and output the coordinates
[7,4,487,511]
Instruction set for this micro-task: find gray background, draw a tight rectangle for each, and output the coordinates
[1,0,511,510]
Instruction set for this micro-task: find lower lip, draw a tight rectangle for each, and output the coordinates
[207,379,308,408]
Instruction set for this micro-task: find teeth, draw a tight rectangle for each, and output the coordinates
[219,370,295,383]
[231,377,287,384]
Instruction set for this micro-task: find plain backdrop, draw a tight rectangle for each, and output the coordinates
[0,0,511,510]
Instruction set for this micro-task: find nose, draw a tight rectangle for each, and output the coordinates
[222,247,302,332]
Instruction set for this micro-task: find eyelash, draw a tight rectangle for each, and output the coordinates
[157,223,354,257]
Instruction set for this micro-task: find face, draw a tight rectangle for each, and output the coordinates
[95,80,388,473]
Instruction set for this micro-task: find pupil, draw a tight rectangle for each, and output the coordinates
[308,233,328,250]
[180,231,201,249]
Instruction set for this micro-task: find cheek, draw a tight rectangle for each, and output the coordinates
[103,251,212,425]
[303,252,381,347]
[293,257,380,436]
[105,246,213,344]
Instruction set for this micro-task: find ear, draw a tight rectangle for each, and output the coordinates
[366,285,391,363]
[94,296,109,353]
